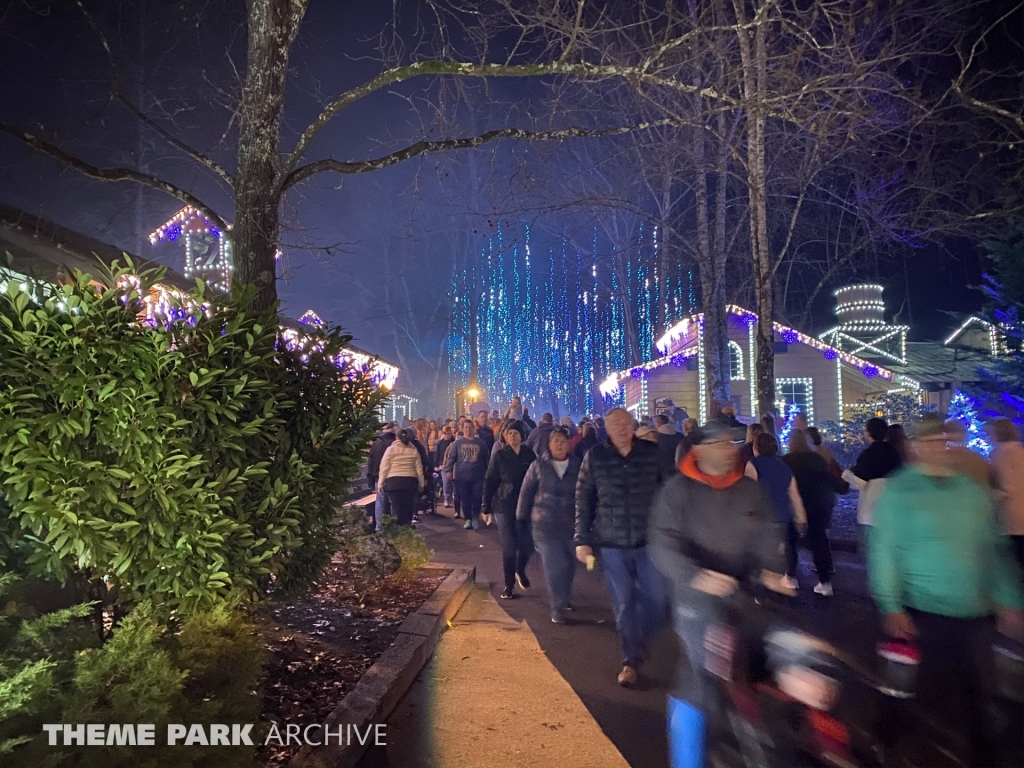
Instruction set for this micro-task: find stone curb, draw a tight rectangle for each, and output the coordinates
[289,563,475,768]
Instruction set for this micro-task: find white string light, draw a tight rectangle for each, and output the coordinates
[775,377,815,426]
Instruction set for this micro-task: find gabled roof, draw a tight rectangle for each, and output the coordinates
[0,203,192,291]
[893,342,990,385]
[601,304,914,397]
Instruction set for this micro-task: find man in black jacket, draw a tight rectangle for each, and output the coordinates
[843,416,903,548]
[367,423,397,529]
[648,420,790,768]
[434,426,456,508]
[654,414,683,469]
[575,407,673,686]
[482,422,537,598]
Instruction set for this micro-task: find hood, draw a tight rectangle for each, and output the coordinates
[679,452,745,490]
[656,424,677,435]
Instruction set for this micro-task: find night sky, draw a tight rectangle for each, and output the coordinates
[0,0,1018,412]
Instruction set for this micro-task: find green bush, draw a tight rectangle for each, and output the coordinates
[0,260,383,614]
[376,518,434,580]
[5,601,264,768]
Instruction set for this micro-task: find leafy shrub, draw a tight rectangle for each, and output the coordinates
[818,392,936,468]
[377,518,434,580]
[0,573,96,764]
[6,601,264,768]
[0,261,383,614]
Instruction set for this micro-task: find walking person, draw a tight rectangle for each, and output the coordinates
[648,420,791,768]
[575,407,672,687]
[806,426,850,493]
[573,422,598,460]
[444,420,489,529]
[654,414,683,469]
[475,410,495,453]
[367,423,397,531]
[988,418,1024,570]
[504,396,524,422]
[435,425,456,508]
[745,432,807,591]
[378,429,425,526]
[518,429,583,623]
[785,430,843,596]
[869,414,1023,767]
[663,399,688,432]
[842,417,903,552]
[482,422,537,599]
[739,422,764,467]
[525,412,557,454]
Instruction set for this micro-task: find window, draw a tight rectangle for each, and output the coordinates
[728,341,745,380]
[775,378,814,425]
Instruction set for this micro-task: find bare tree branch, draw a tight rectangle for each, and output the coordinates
[281,119,674,192]
[0,122,227,230]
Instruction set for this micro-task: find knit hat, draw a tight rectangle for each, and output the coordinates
[691,420,744,445]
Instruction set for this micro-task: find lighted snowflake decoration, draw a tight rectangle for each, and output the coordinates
[863,365,878,379]
[781,329,799,344]
[823,348,838,361]
[671,353,687,367]
[630,367,645,380]
[166,224,181,242]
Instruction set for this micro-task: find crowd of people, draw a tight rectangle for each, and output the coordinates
[366,400,1023,767]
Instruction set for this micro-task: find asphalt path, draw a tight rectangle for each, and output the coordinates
[362,507,1022,768]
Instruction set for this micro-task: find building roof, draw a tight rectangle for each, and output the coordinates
[891,342,990,385]
[0,203,193,291]
[1,204,399,385]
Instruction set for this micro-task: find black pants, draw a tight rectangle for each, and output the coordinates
[806,511,833,583]
[785,520,799,577]
[386,488,417,526]
[494,512,534,589]
[910,609,996,767]
[1010,535,1023,573]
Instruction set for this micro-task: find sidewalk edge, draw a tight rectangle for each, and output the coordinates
[289,563,475,768]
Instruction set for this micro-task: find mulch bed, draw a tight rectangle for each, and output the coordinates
[257,555,450,767]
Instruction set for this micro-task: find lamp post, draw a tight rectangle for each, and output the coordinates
[456,384,483,417]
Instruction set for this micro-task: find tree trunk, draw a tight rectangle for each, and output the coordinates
[233,0,308,313]
[734,0,776,417]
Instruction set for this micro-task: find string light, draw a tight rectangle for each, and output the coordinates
[776,377,815,426]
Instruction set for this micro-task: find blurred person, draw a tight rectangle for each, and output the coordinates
[522,407,537,430]
[526,412,557,454]
[988,418,1024,569]
[504,396,524,422]
[944,419,993,489]
[664,399,689,432]
[649,420,791,768]
[793,412,809,433]
[519,429,582,622]
[426,420,440,455]
[367,423,397,530]
[745,432,807,590]
[655,414,684,469]
[482,422,537,598]
[870,414,1023,767]
[594,415,608,442]
[435,425,456,508]
[573,422,599,460]
[760,413,777,437]
[806,427,849,494]
[575,408,672,687]
[475,410,495,452]
[886,423,911,463]
[739,422,764,467]
[378,429,425,526]
[674,418,701,464]
[785,430,843,595]
[715,404,743,429]
[444,420,489,529]
[561,415,577,437]
[636,424,658,443]
[842,417,902,551]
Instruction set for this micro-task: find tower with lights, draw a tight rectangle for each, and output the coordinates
[819,284,909,365]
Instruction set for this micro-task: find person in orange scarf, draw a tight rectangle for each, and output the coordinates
[648,420,791,768]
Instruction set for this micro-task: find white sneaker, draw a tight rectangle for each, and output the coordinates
[780,575,799,591]
[813,582,834,597]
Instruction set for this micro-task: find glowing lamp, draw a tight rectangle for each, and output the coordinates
[467,388,479,399]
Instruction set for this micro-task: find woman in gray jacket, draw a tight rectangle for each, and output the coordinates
[516,429,582,623]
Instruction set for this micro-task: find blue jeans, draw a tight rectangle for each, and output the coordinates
[599,545,668,666]
[441,471,453,504]
[454,479,484,522]
[374,483,391,531]
[535,537,576,614]
[668,695,706,768]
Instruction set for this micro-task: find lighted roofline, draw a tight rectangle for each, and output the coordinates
[625,304,904,385]
[833,283,885,296]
